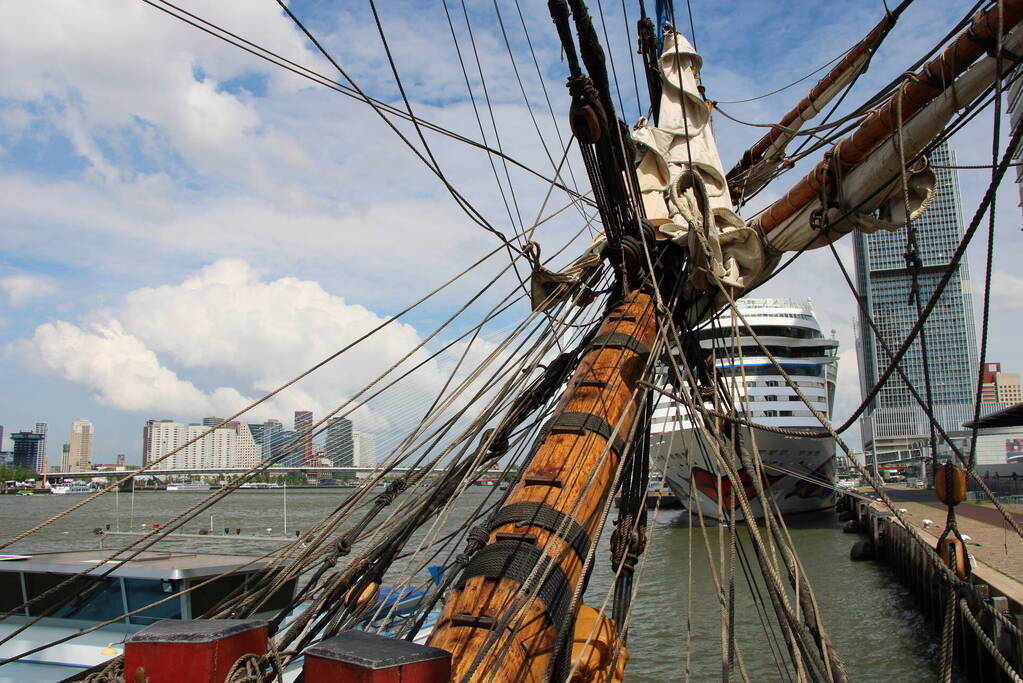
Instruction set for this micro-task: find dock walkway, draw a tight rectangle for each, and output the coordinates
[884,486,1023,588]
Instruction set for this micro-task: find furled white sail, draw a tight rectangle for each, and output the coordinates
[632,30,764,295]
[531,18,1019,313]
[754,23,1023,258]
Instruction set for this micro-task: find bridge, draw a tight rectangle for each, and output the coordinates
[48,466,505,479]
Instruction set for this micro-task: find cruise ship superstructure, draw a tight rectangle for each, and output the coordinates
[652,298,839,520]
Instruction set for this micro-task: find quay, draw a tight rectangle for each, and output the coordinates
[840,486,1023,681]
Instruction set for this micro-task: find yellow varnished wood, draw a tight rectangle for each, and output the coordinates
[428,291,657,682]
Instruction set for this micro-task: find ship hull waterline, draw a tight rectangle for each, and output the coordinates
[652,424,837,522]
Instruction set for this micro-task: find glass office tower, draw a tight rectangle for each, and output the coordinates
[853,141,979,459]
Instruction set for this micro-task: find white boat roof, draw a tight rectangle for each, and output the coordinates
[0,551,268,580]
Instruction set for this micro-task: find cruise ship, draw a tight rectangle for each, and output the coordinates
[651,298,839,520]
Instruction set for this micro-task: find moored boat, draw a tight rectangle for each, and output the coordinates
[164,482,211,492]
[652,298,839,520]
[49,483,92,496]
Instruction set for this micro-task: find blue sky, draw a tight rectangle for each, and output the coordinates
[1,0,1020,463]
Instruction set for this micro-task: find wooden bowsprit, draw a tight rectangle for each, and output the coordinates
[427,290,658,682]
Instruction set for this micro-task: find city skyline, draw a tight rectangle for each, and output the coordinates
[3,408,379,473]
[139,411,377,471]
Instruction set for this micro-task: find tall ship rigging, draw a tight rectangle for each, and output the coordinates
[2,1,1023,681]
[652,297,840,520]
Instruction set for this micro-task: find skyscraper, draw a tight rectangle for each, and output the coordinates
[248,423,265,448]
[144,420,185,469]
[67,419,94,471]
[353,432,376,469]
[1008,76,1023,213]
[202,417,225,427]
[261,419,283,461]
[325,418,354,467]
[294,411,314,466]
[10,432,44,473]
[854,141,979,459]
[33,422,47,473]
[267,430,302,464]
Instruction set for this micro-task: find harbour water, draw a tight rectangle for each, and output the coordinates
[0,488,940,681]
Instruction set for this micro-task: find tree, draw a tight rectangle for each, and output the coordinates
[0,466,38,482]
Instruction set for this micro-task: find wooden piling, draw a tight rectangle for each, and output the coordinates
[838,493,1023,681]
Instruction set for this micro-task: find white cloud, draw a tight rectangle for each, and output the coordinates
[0,273,57,305]
[990,271,1023,311]
[5,260,503,441]
[9,318,248,415]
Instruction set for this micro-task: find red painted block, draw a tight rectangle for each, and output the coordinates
[124,618,268,683]
[304,630,451,683]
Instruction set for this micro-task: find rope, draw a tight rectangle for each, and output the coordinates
[224,653,269,683]
[959,597,1023,683]
[970,0,1005,471]
[714,46,854,104]
[135,0,593,209]
[939,586,956,683]
[0,243,514,551]
[81,655,124,683]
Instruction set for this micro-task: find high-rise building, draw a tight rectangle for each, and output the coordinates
[294,411,314,466]
[33,422,47,473]
[145,418,262,470]
[10,432,44,473]
[116,454,126,467]
[248,423,265,448]
[202,417,225,427]
[325,418,354,467]
[981,362,1022,405]
[1008,76,1023,214]
[234,423,261,469]
[67,419,94,472]
[144,420,185,469]
[353,432,376,468]
[142,420,154,467]
[267,429,303,464]
[182,423,236,469]
[261,419,283,461]
[854,141,980,459]
[0,425,4,452]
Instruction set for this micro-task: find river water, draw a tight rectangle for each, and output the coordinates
[0,488,940,681]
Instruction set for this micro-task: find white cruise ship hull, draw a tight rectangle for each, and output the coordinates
[652,425,836,521]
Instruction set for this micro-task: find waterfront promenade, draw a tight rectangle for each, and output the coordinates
[885,486,1023,593]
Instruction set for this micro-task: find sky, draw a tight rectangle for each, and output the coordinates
[1,0,1021,464]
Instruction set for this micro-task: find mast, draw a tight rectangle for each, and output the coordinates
[725,0,909,199]
[758,0,1023,234]
[427,291,657,681]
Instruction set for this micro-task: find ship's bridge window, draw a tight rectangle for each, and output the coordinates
[715,364,825,378]
[697,325,821,340]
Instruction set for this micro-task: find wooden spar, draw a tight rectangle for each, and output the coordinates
[427,290,658,682]
[725,5,899,191]
[758,0,1023,234]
